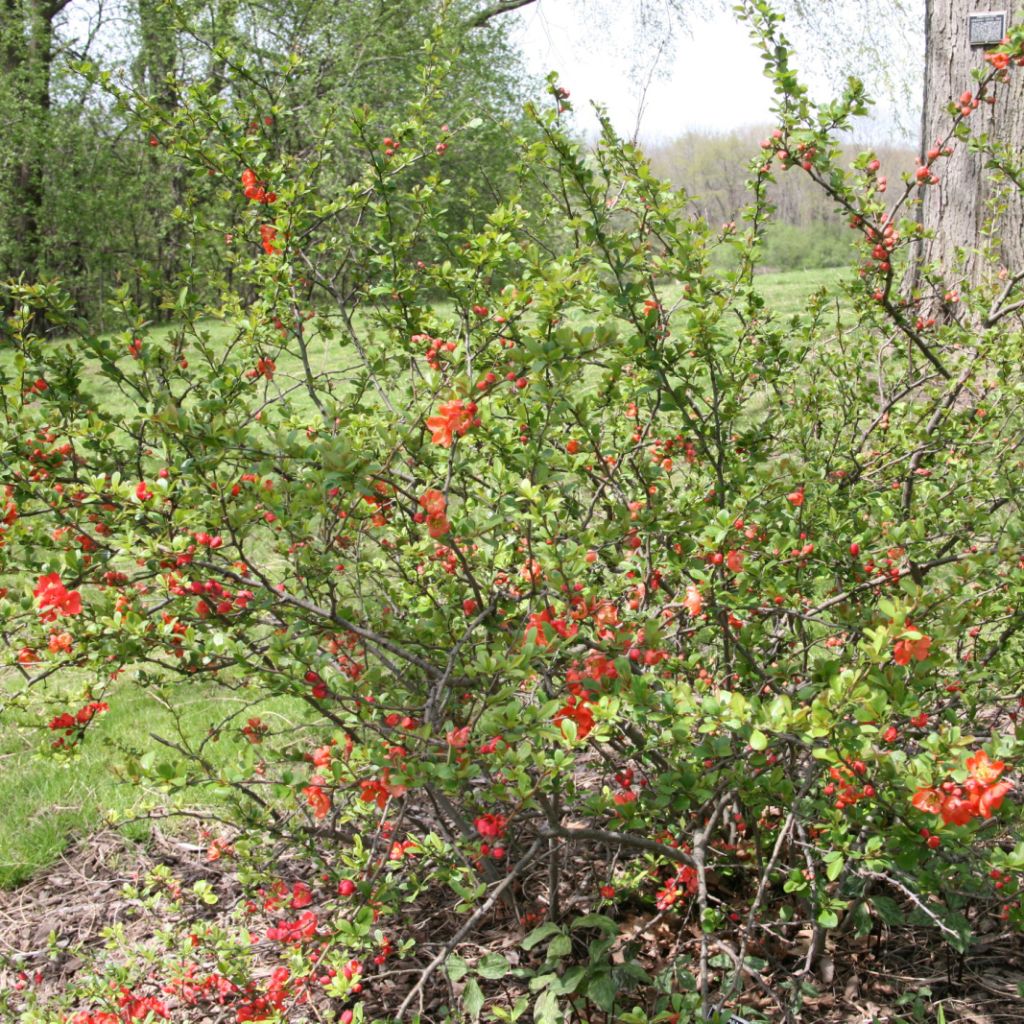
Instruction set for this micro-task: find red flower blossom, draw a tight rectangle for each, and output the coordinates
[977,780,1012,818]
[419,488,450,536]
[358,769,406,808]
[265,910,318,943]
[893,633,932,665]
[303,777,331,819]
[426,399,478,447]
[446,725,471,748]
[553,696,595,740]
[474,813,508,839]
[966,749,1004,784]
[290,881,313,908]
[912,750,1013,825]
[34,573,82,621]
[48,631,73,654]
[259,224,280,254]
[117,989,168,1020]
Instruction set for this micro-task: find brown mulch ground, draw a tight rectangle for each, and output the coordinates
[1,826,1023,1023]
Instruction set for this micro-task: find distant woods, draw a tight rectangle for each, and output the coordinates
[0,0,916,328]
[648,128,916,271]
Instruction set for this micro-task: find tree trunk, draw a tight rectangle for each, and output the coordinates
[134,0,178,110]
[918,0,1024,292]
[0,0,68,288]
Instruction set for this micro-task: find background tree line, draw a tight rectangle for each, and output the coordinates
[647,129,916,271]
[0,0,541,326]
[2,0,1014,327]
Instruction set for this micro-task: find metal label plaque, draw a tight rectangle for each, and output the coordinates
[968,12,1007,46]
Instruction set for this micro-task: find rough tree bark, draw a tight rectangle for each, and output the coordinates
[917,0,1024,291]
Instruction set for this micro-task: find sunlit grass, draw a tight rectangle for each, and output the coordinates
[0,673,308,888]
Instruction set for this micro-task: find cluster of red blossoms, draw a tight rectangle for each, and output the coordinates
[167,575,254,619]
[524,606,578,648]
[416,489,450,538]
[246,356,276,380]
[426,399,479,447]
[265,910,318,943]
[655,864,699,910]
[893,627,932,665]
[48,701,109,749]
[553,683,596,740]
[162,967,238,1010]
[358,769,406,809]
[0,492,17,546]
[912,750,1013,826]
[303,775,331,819]
[34,572,83,621]
[235,966,302,1021]
[474,813,508,858]
[259,224,280,254]
[412,333,457,371]
[823,761,874,810]
[240,168,277,205]
[68,987,168,1023]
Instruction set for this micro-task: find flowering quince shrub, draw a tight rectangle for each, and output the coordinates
[5,3,1024,1020]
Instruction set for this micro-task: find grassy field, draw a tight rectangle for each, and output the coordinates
[0,673,309,888]
[755,266,846,316]
[0,266,846,889]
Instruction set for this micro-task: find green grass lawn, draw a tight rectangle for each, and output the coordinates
[0,265,846,889]
[0,674,308,888]
[756,266,847,317]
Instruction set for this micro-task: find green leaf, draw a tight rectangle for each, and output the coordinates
[749,729,768,751]
[445,954,469,982]
[570,913,618,934]
[549,965,584,995]
[533,990,561,1024]
[546,933,572,959]
[825,854,845,881]
[463,977,485,1019]
[476,953,509,979]
[817,909,839,928]
[522,922,562,950]
[586,971,616,1011]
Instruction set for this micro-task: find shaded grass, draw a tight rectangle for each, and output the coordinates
[0,675,308,888]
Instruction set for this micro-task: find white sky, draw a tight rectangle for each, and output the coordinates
[509,1,922,144]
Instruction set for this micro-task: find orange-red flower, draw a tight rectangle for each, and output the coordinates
[48,631,73,654]
[418,488,450,537]
[426,399,478,447]
[912,750,1013,826]
[893,633,931,665]
[966,749,1004,784]
[34,572,82,621]
[911,787,943,814]
[976,780,1012,818]
[303,776,331,819]
[553,696,594,740]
